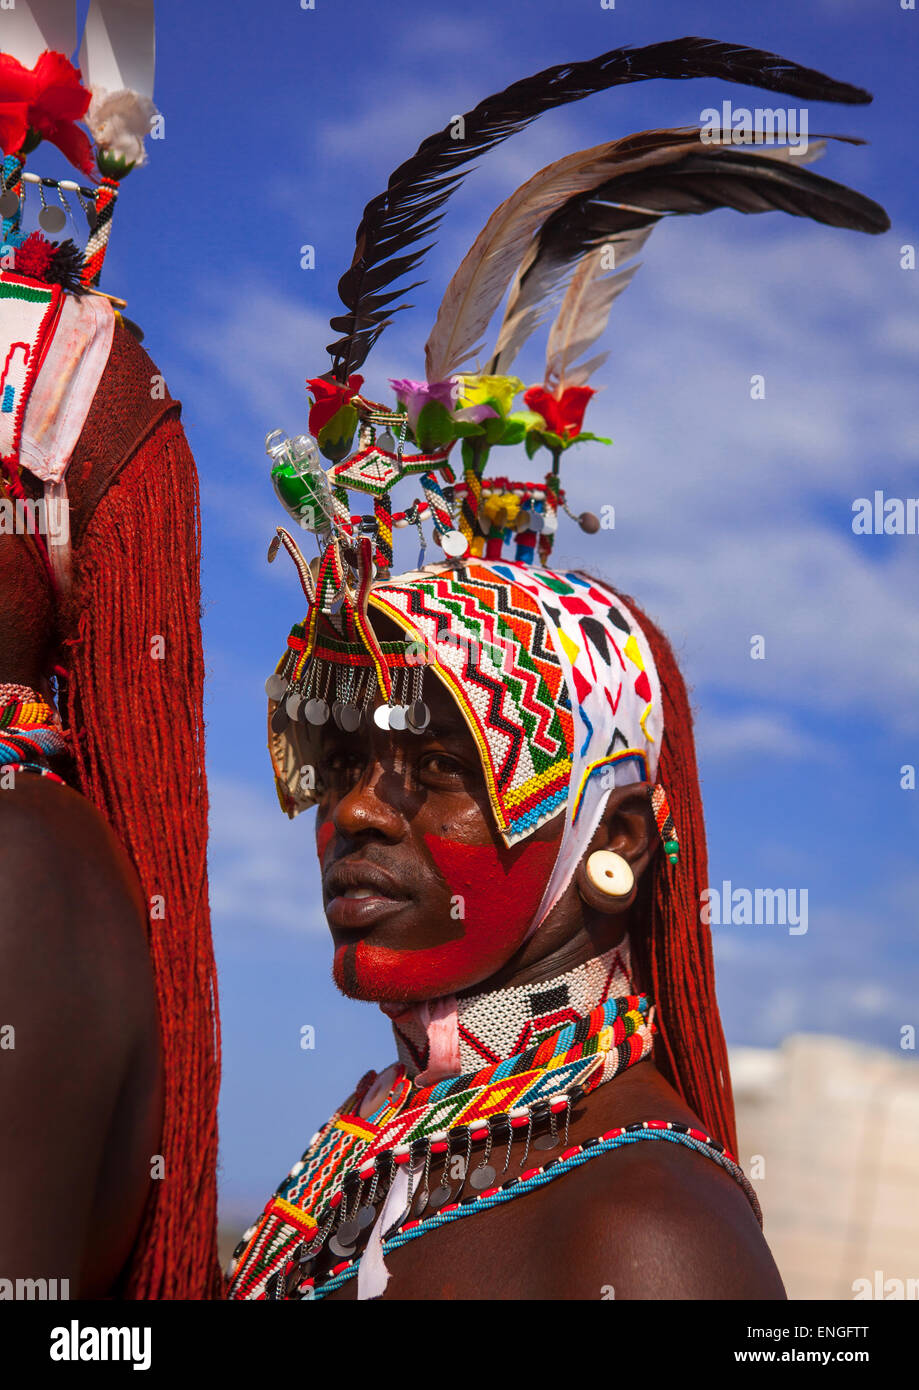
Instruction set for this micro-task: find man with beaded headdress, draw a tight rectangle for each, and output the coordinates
[227,36,887,1300]
[0,3,220,1298]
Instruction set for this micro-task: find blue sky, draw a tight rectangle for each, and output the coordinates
[27,0,919,1220]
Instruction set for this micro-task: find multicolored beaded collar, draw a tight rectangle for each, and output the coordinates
[0,684,68,784]
[227,984,654,1301]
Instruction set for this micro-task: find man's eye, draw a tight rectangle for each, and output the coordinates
[318,751,361,777]
[419,752,465,780]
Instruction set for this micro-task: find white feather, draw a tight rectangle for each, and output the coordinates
[423,133,705,383]
[545,249,642,394]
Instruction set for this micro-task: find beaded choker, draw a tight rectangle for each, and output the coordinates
[227,981,654,1301]
[388,938,638,1080]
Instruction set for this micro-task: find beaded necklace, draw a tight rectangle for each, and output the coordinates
[389,939,638,1079]
[0,685,68,784]
[305,1120,762,1301]
[228,984,653,1301]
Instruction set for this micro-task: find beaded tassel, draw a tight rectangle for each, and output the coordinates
[1,153,24,241]
[538,474,559,565]
[650,783,679,865]
[459,464,482,550]
[419,471,453,543]
[80,176,120,287]
[374,491,393,571]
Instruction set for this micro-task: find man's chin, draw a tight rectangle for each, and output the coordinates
[331,963,433,1007]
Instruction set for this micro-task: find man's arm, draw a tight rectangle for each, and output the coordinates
[0,776,161,1296]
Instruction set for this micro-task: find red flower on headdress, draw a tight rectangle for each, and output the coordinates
[0,51,95,177]
[305,374,364,436]
[523,385,596,439]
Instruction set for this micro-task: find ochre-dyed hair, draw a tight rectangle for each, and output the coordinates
[6,321,222,1298]
[607,585,737,1155]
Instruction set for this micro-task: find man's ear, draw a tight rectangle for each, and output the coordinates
[574,785,657,915]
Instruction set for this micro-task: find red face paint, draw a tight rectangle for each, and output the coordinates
[348,834,560,1000]
[316,819,335,868]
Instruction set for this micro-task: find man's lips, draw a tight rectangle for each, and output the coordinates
[324,859,411,930]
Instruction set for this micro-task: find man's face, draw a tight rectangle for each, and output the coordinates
[314,664,564,1004]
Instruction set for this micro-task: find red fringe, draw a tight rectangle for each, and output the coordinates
[64,414,223,1298]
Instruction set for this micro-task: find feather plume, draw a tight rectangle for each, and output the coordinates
[545,252,641,392]
[325,37,873,381]
[490,129,888,374]
[423,134,700,382]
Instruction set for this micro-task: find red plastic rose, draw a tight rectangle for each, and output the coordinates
[523,385,596,439]
[0,50,95,176]
[305,374,364,436]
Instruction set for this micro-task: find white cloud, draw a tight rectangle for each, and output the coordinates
[694,709,831,763]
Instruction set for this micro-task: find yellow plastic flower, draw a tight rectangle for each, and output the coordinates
[482,491,522,529]
[457,374,524,417]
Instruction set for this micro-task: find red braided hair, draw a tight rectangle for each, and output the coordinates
[59,324,222,1298]
[610,586,737,1155]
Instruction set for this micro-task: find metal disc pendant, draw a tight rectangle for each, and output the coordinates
[265,674,287,701]
[388,705,407,731]
[305,698,329,725]
[440,529,468,558]
[529,512,545,533]
[267,534,281,562]
[0,190,20,218]
[426,1185,453,1211]
[356,1203,377,1230]
[406,699,430,733]
[532,1132,559,1151]
[340,704,361,732]
[373,704,391,730]
[39,205,67,233]
[328,1231,357,1258]
[411,1186,430,1218]
[271,703,290,734]
[336,1220,361,1247]
[468,1165,497,1191]
[331,700,344,728]
[286,692,303,721]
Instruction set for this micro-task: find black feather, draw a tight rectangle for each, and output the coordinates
[326,36,874,380]
[487,134,889,373]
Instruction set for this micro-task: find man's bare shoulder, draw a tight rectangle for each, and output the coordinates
[543,1127,786,1300]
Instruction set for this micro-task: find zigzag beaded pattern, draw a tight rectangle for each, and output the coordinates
[370,563,575,841]
[226,992,652,1301]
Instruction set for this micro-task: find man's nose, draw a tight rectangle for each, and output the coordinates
[332,756,405,840]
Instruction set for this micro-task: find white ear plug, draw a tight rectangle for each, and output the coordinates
[585,850,634,898]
